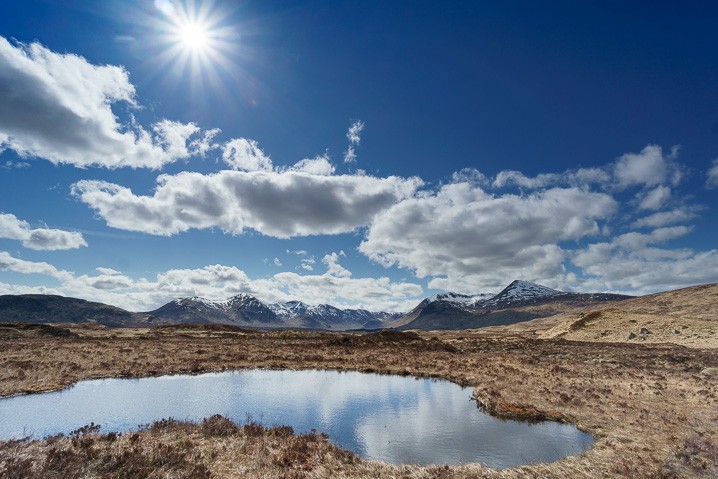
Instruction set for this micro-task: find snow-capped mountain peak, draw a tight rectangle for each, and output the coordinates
[150,295,400,330]
[427,292,474,304]
[480,280,562,307]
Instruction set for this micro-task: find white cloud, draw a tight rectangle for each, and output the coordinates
[0,251,72,280]
[0,36,214,168]
[95,267,123,276]
[72,170,422,238]
[273,257,282,267]
[0,213,87,250]
[488,145,684,193]
[707,159,718,188]
[572,227,718,293]
[347,120,364,145]
[344,120,365,163]
[300,257,315,271]
[0,252,423,313]
[638,185,671,210]
[492,170,561,189]
[613,144,681,189]
[451,168,489,186]
[289,154,335,175]
[359,181,617,293]
[343,146,357,164]
[222,138,273,172]
[489,167,612,191]
[632,207,700,229]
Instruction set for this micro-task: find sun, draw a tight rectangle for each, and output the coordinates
[144,0,240,93]
[152,1,235,70]
[178,21,209,51]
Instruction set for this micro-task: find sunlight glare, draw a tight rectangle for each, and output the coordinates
[179,22,208,50]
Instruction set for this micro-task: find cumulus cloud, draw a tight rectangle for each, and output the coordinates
[0,251,72,280]
[572,227,718,293]
[72,170,422,238]
[222,138,273,172]
[223,138,336,175]
[0,36,215,168]
[359,181,617,292]
[489,145,683,193]
[0,251,423,313]
[289,154,335,175]
[707,159,718,188]
[0,213,87,250]
[613,144,681,189]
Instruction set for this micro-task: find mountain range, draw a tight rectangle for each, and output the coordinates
[390,280,631,330]
[0,280,631,331]
[146,294,401,331]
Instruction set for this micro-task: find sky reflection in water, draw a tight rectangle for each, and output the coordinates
[0,369,593,467]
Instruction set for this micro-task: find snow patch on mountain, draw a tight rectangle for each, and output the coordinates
[155,294,397,329]
[480,280,562,307]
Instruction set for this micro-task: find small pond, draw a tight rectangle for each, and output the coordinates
[0,369,593,467]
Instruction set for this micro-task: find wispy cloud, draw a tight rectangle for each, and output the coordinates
[707,159,718,188]
[346,120,365,145]
[344,120,365,163]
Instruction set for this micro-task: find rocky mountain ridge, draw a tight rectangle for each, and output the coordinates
[147,294,400,331]
[392,280,632,330]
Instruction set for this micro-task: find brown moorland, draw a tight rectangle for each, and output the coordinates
[471,284,718,349]
[0,322,717,478]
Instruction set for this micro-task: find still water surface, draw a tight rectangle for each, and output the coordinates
[0,369,593,467]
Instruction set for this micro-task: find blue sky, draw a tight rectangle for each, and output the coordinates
[1,0,717,312]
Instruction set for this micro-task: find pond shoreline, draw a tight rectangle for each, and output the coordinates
[0,368,594,467]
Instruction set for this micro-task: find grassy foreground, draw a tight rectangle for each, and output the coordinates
[1,323,717,478]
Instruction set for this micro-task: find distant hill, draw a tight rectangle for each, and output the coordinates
[0,294,162,327]
[146,294,401,331]
[539,283,718,348]
[393,280,631,330]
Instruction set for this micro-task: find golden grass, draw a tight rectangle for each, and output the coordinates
[1,324,717,478]
[472,284,718,349]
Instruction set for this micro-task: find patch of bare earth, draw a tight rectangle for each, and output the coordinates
[0,325,716,478]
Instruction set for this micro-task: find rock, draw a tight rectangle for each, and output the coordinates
[627,332,637,340]
[700,368,718,376]
[671,329,680,334]
[639,327,651,335]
